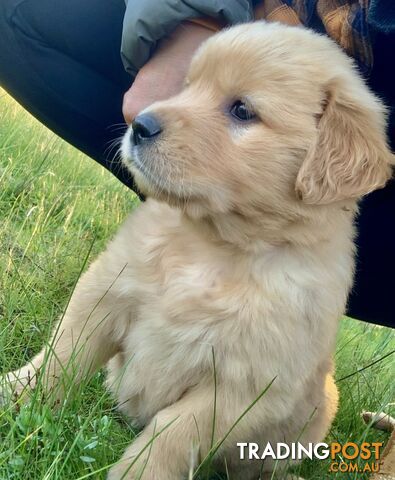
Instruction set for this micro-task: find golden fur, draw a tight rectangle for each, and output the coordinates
[2,22,393,479]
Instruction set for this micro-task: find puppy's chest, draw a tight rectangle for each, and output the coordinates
[131,237,322,330]
[129,248,339,374]
[139,255,253,325]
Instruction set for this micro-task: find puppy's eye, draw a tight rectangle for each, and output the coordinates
[230,101,256,121]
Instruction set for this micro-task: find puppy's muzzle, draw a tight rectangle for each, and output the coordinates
[131,113,162,146]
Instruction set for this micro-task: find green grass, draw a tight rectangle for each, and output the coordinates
[0,90,394,479]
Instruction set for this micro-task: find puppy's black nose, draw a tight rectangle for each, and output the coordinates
[132,113,162,145]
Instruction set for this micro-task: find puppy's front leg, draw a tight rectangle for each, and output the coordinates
[108,384,209,480]
[108,382,256,480]
[2,258,129,401]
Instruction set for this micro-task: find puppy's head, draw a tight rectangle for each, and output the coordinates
[122,22,393,223]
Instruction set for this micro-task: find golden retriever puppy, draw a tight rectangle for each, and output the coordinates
[2,21,393,479]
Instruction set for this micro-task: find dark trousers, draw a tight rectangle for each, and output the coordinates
[0,0,137,190]
[0,0,394,327]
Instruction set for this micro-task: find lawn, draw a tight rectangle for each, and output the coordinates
[0,90,394,479]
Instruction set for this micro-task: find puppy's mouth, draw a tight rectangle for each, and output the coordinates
[130,146,160,185]
[123,144,194,204]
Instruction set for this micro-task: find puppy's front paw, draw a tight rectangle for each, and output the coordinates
[108,456,174,480]
[0,366,38,406]
[107,462,143,480]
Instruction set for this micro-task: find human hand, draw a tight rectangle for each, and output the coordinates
[122,22,215,124]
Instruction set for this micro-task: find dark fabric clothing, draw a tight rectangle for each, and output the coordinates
[368,0,395,33]
[347,29,395,328]
[0,0,393,327]
[0,0,138,191]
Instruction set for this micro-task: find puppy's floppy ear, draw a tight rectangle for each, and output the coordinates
[295,76,394,205]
